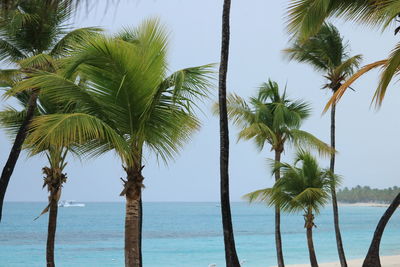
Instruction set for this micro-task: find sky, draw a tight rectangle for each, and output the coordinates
[1,0,399,202]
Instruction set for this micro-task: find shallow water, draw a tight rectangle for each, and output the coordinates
[1,202,399,267]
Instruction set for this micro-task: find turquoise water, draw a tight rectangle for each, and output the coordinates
[1,202,399,267]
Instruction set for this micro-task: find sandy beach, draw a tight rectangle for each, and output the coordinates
[277,255,400,267]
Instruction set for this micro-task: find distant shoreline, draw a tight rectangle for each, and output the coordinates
[278,254,400,267]
[338,202,389,207]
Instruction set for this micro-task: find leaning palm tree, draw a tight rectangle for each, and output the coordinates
[287,2,400,266]
[284,23,362,267]
[0,92,73,266]
[0,90,80,267]
[0,0,100,222]
[245,150,338,267]
[9,19,214,267]
[222,80,332,267]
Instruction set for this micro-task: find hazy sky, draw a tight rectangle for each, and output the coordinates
[1,0,399,202]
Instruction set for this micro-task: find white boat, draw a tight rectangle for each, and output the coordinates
[58,200,85,207]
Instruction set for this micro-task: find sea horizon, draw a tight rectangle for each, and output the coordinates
[1,202,399,266]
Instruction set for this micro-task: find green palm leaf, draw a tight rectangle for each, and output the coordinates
[246,151,337,215]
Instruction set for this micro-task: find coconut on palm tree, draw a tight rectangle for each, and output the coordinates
[246,150,338,267]
[9,19,214,267]
[0,0,100,222]
[284,23,362,267]
[220,79,332,267]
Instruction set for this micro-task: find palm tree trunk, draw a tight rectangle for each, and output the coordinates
[139,198,143,267]
[274,149,284,267]
[362,193,400,267]
[46,195,58,267]
[305,210,318,267]
[218,0,240,266]
[0,91,38,222]
[306,224,318,267]
[123,167,144,267]
[330,101,347,267]
[125,195,141,267]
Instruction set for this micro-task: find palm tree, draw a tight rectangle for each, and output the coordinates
[284,23,362,267]
[218,0,241,266]
[10,19,214,267]
[286,1,400,107]
[0,0,100,222]
[286,2,400,266]
[246,150,338,267]
[223,80,332,267]
[286,1,400,108]
[0,88,76,267]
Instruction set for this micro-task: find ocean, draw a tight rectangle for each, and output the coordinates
[1,202,399,267]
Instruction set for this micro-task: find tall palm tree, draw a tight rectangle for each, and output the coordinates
[218,0,241,266]
[286,2,400,266]
[223,80,332,267]
[246,150,338,267]
[284,23,362,267]
[1,88,86,267]
[0,86,76,267]
[0,0,100,222]
[10,19,214,267]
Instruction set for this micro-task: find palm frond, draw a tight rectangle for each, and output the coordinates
[290,187,330,214]
[157,63,215,113]
[50,27,102,58]
[0,39,25,61]
[0,68,21,88]
[26,113,131,161]
[331,54,363,80]
[324,60,387,112]
[260,150,336,214]
[13,18,213,169]
[286,0,391,39]
[376,43,400,106]
[0,106,26,138]
[286,0,332,39]
[18,53,58,71]
[284,44,328,72]
[238,123,277,150]
[222,93,256,128]
[243,188,274,204]
[284,23,361,81]
[289,129,334,157]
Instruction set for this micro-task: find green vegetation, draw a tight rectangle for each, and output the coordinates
[284,22,362,266]
[245,150,338,267]
[337,186,400,204]
[221,79,332,267]
[287,2,400,266]
[0,1,398,267]
[0,2,99,266]
[10,19,214,266]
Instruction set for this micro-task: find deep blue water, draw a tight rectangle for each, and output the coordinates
[1,202,399,267]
